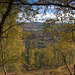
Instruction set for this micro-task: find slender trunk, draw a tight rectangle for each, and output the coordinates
[53,47,72,75]
[64,58,72,75]
[0,1,14,75]
[69,52,71,65]
[2,65,7,75]
[0,37,7,75]
[74,65,75,75]
[71,50,73,63]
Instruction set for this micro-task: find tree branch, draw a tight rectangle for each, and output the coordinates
[1,23,23,35]
[15,3,75,9]
[0,0,14,38]
[53,47,65,58]
[0,1,75,10]
[68,0,74,4]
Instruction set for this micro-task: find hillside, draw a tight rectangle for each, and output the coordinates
[22,22,43,33]
[21,22,57,49]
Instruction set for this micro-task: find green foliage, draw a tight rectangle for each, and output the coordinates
[0,0,75,74]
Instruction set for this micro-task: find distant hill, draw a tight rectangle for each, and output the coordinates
[21,22,74,49]
[21,22,57,49]
[21,22,43,33]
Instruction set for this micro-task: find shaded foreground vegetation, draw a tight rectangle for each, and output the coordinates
[0,64,75,75]
[0,22,75,75]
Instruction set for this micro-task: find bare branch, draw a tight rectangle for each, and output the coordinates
[1,25,16,34]
[0,1,75,9]
[15,3,75,9]
[52,46,65,58]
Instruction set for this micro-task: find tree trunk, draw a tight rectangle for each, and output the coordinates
[74,65,75,75]
[0,37,7,75]
[3,65,7,75]
[64,58,72,75]
[0,1,14,75]
[71,50,73,63]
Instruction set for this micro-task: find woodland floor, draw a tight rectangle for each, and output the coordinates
[0,64,74,75]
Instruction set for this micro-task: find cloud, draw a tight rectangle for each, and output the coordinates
[18,10,75,23]
[34,13,57,22]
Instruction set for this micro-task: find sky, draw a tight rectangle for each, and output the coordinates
[18,6,75,23]
[18,0,75,22]
[27,0,39,3]
[17,0,75,23]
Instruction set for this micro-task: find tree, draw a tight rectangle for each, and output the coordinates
[0,2,25,74]
[43,20,75,74]
[22,32,35,71]
[0,0,75,38]
[43,43,54,68]
[1,23,25,75]
[0,0,75,74]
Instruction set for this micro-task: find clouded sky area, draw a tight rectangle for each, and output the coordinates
[18,0,75,23]
[27,0,39,3]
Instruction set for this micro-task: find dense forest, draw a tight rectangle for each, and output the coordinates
[0,0,75,75]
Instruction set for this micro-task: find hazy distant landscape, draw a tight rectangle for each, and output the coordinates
[22,22,56,49]
[22,22,43,32]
